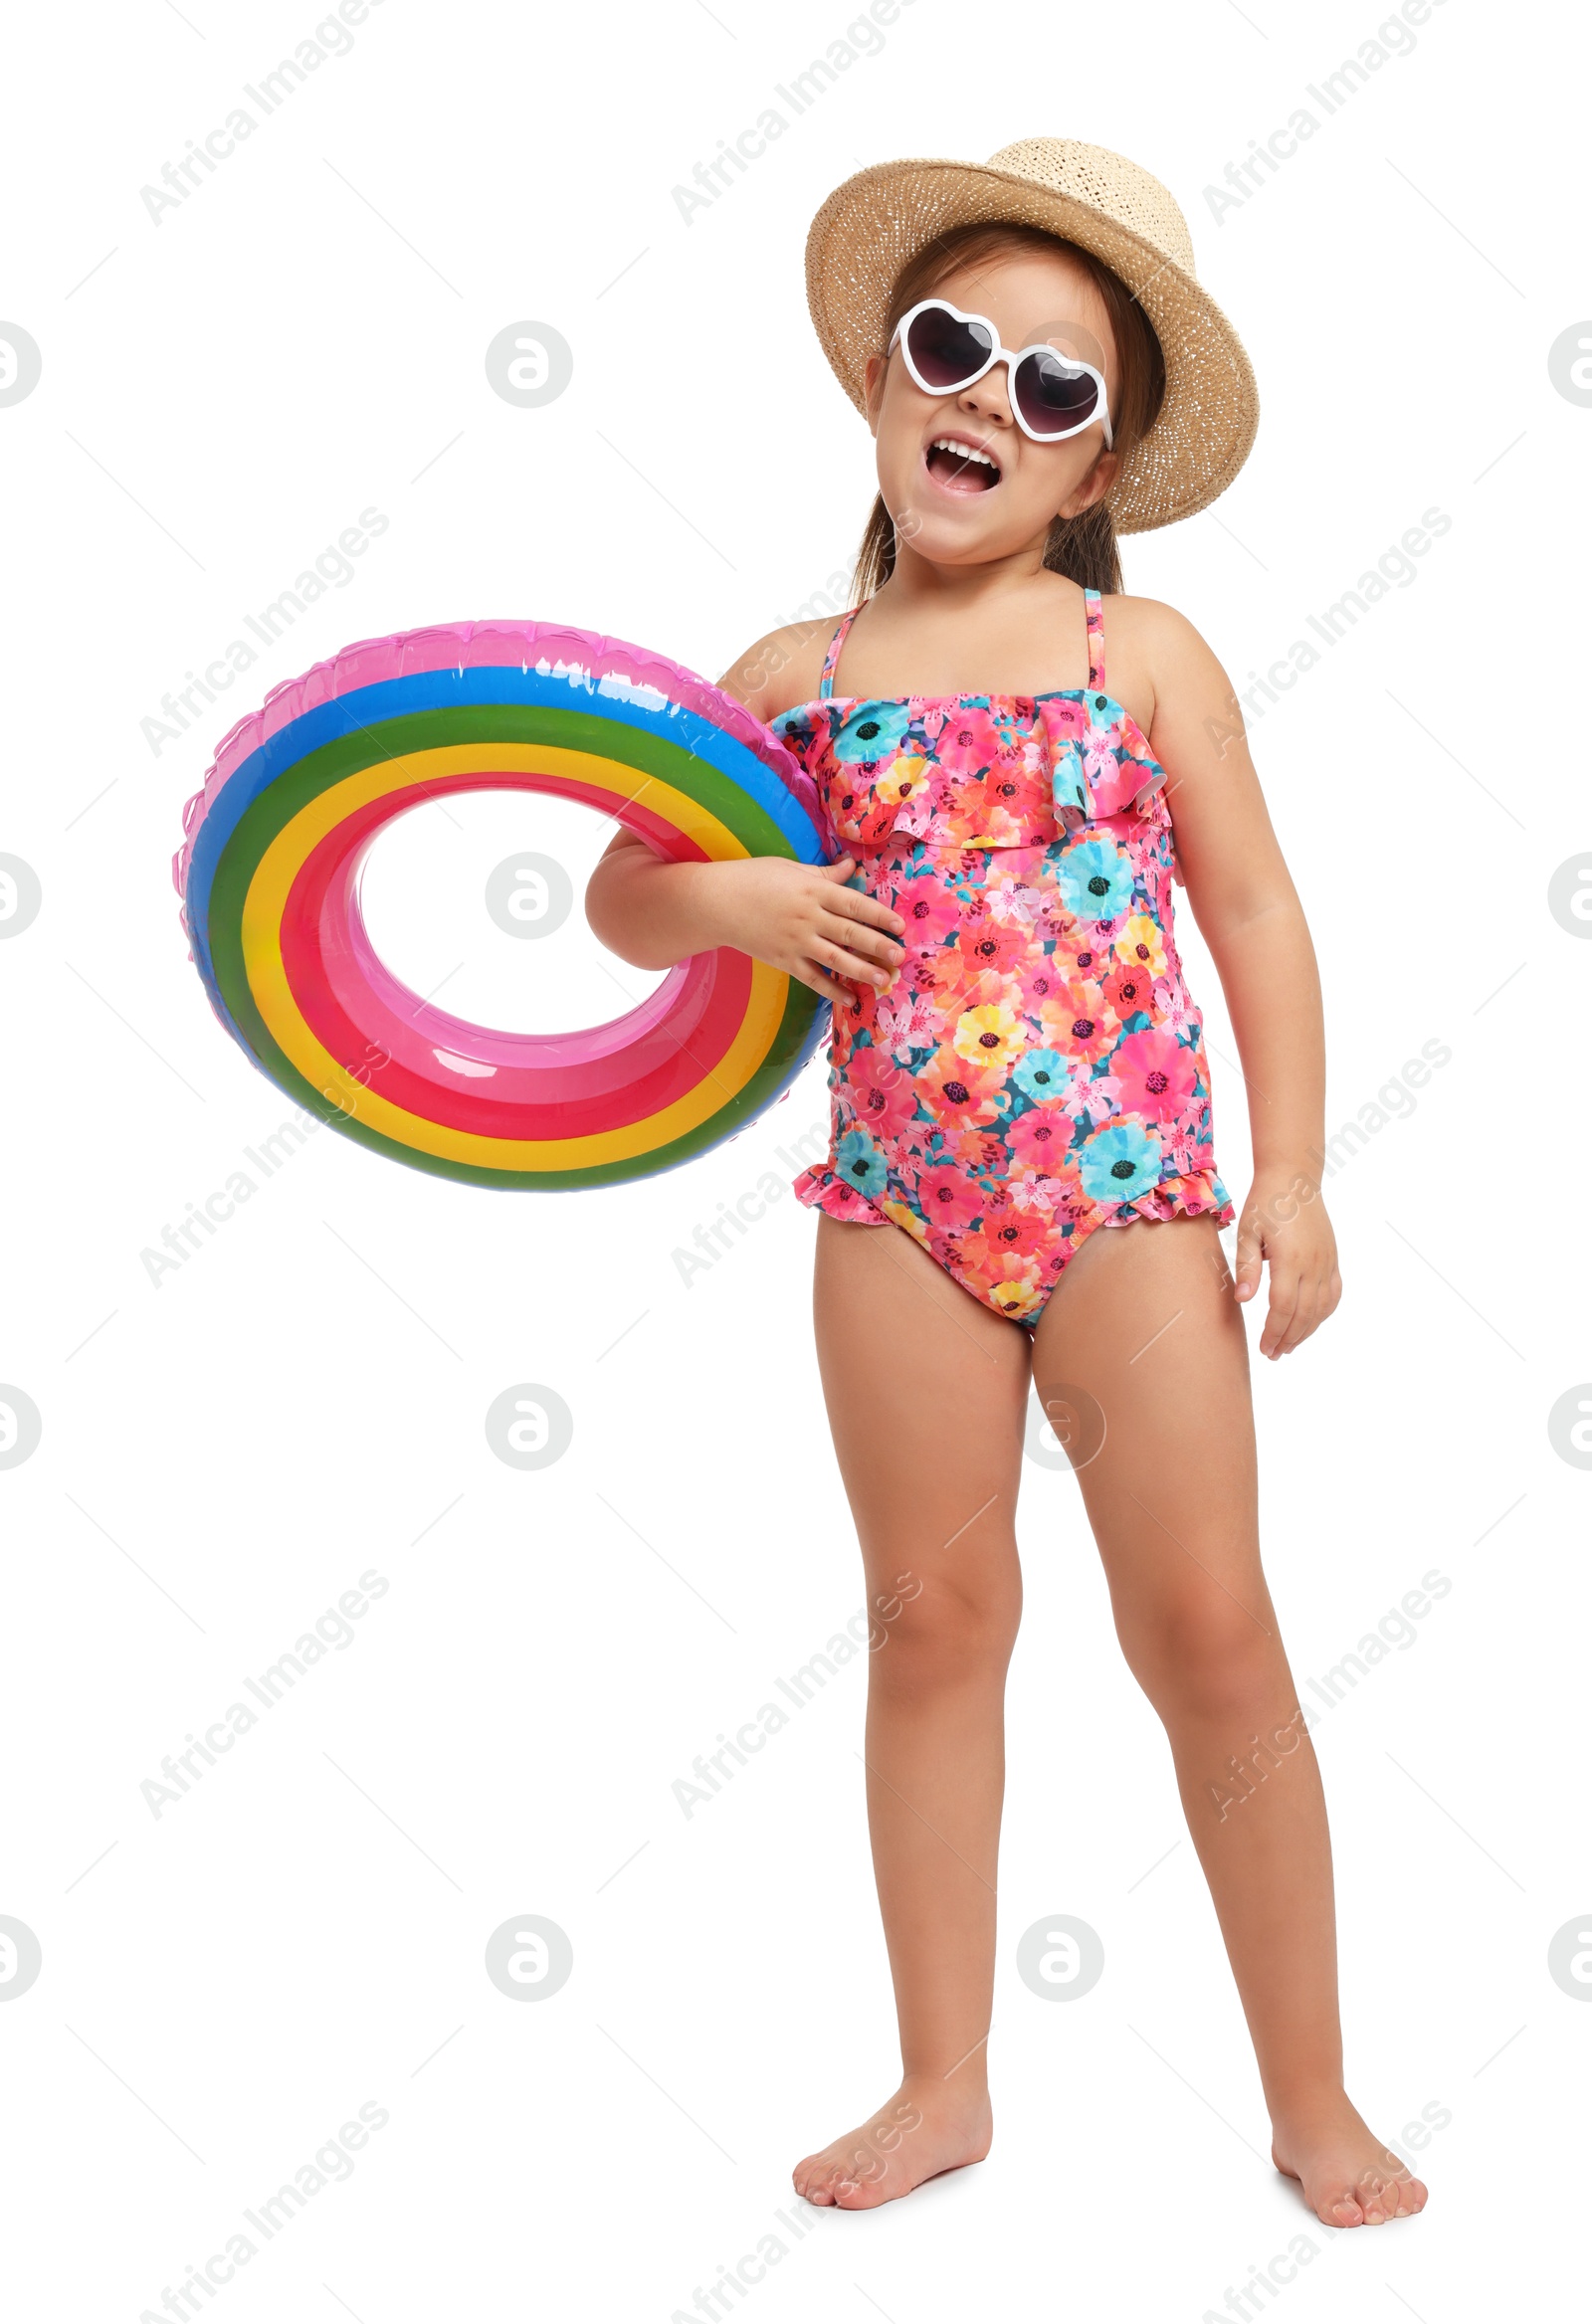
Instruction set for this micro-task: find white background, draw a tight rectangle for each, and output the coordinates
[1,1,1587,2316]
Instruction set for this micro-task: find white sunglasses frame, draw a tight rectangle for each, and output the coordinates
[888,296,1114,451]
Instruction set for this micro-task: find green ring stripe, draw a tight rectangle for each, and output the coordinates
[218,979,822,1191]
[212,701,797,898]
[209,701,798,1113]
[207,701,817,1190]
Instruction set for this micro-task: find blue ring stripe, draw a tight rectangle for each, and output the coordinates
[184,665,824,1018]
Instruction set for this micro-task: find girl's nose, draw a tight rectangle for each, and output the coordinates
[957,372,1013,429]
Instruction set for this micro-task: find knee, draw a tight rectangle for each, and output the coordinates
[871,1568,1022,1695]
[1117,1590,1281,1726]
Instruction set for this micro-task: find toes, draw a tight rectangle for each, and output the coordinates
[1363,2174,1394,2225]
[1360,2155,1414,2224]
[1389,2171,1428,2219]
[1309,2154,1430,2229]
[834,2170,887,2211]
[1356,2165,1401,2225]
[1377,2173,1409,2222]
[796,2145,875,2208]
[793,2154,840,2206]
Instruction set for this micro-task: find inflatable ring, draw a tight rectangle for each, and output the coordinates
[173,622,832,1191]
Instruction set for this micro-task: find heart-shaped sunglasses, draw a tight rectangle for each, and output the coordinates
[888,297,1113,449]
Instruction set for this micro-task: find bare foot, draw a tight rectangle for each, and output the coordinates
[793,2075,992,2210]
[1272,2091,1430,2227]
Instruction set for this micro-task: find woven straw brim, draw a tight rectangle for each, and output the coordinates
[805,157,1259,535]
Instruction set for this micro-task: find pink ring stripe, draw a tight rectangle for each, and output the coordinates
[314,767,712,1088]
[276,769,750,1126]
[340,895,698,1071]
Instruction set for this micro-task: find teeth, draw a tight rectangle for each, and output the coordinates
[931,437,998,472]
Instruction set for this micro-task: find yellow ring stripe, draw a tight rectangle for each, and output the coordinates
[240,742,788,1168]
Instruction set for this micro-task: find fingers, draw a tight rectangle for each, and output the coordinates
[1236,1194,1343,1358]
[819,909,903,978]
[825,871,905,940]
[820,864,905,968]
[802,858,903,993]
[1268,1284,1310,1358]
[811,934,896,993]
[1261,1268,1339,1358]
[790,958,854,1005]
[1258,1263,1301,1361]
[1232,1219,1264,1307]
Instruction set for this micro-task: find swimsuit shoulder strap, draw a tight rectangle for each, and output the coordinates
[819,602,867,699]
[1084,586,1106,694]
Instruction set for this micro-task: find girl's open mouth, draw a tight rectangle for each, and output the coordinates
[923,436,1001,493]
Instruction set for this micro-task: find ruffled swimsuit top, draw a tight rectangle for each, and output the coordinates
[765,586,1231,1328]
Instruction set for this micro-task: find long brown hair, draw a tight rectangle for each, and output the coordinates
[851,220,1165,601]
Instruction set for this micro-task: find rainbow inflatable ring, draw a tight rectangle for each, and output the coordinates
[173,622,832,1190]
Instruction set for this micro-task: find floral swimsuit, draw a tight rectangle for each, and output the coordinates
[768,588,1233,1328]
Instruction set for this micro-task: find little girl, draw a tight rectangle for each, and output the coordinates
[587,138,1429,2229]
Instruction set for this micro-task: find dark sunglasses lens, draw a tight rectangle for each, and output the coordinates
[904,304,995,390]
[1016,349,1099,437]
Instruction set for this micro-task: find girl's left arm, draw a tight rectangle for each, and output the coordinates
[1141,602,1341,1359]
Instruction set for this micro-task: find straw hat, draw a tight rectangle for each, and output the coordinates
[804,137,1258,534]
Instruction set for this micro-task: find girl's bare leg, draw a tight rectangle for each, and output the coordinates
[1030,1211,1429,2227]
[793,1213,1030,2209]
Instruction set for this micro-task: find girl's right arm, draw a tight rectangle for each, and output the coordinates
[583,624,905,1006]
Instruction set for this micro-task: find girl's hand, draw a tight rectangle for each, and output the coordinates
[1232,1170,1342,1359]
[707,855,904,1005]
